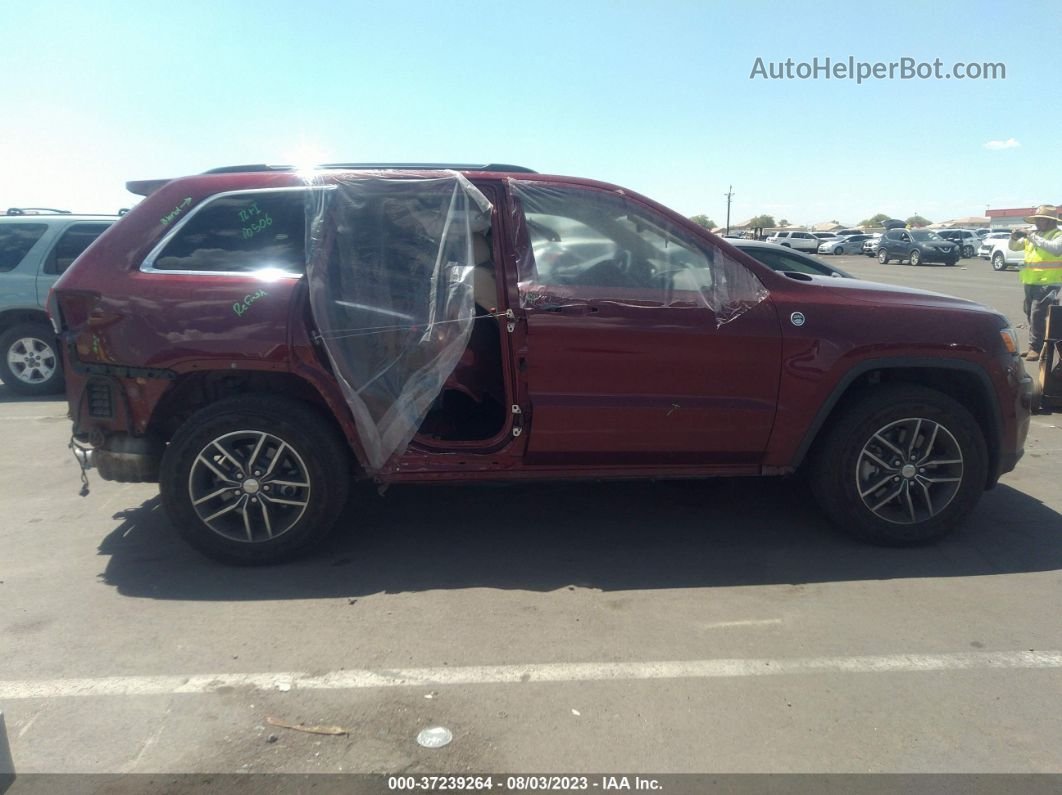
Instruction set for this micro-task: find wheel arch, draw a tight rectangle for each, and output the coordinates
[0,308,50,333]
[791,359,1002,487]
[146,370,366,475]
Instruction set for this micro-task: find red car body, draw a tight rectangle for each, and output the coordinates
[51,166,1032,562]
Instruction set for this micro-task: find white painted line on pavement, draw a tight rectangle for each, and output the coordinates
[701,619,783,629]
[2,650,1061,700]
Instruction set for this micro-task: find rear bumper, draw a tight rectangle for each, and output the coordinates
[72,434,161,483]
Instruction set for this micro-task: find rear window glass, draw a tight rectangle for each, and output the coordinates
[153,191,305,273]
[0,223,48,272]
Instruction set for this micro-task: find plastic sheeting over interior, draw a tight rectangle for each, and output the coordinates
[509,181,768,324]
[305,173,492,472]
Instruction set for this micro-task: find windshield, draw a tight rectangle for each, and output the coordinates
[911,230,943,241]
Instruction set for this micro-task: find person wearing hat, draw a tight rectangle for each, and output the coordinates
[1009,205,1062,360]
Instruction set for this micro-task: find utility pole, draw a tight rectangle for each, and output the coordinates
[724,185,735,235]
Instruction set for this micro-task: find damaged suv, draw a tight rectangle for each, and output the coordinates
[52,164,1031,563]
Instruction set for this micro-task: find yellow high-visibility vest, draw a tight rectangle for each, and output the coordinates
[1020,228,1062,285]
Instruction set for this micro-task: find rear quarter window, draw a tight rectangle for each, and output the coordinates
[150,190,305,274]
[0,223,48,272]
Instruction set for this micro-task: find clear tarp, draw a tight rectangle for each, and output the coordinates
[508,181,768,324]
[304,173,492,472]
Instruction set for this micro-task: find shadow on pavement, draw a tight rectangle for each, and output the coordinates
[97,476,1062,601]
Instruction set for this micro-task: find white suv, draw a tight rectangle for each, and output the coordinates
[765,230,819,252]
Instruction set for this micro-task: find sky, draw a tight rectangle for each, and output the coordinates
[2,0,1058,228]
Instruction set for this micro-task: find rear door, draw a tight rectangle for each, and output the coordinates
[509,182,783,465]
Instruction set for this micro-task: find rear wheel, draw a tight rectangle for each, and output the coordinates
[160,396,351,564]
[963,245,974,258]
[809,385,988,545]
[0,322,64,396]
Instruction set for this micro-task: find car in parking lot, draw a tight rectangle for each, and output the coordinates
[818,234,872,255]
[981,233,1027,271]
[764,230,819,251]
[979,232,1012,258]
[0,208,117,394]
[936,229,980,258]
[52,162,1030,563]
[862,234,883,256]
[877,228,960,266]
[729,240,851,277]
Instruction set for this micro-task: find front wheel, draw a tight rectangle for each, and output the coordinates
[0,322,64,396]
[160,396,351,564]
[834,246,844,255]
[992,251,1008,271]
[910,249,922,266]
[809,385,988,545]
[878,249,890,264]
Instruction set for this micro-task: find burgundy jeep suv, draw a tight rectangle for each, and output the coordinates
[51,164,1032,564]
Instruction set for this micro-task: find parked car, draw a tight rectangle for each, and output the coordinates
[53,163,1030,563]
[982,234,1026,271]
[730,240,851,278]
[978,232,1012,259]
[862,234,883,257]
[877,228,960,266]
[833,228,863,237]
[818,234,872,255]
[0,209,117,394]
[764,230,819,251]
[935,229,980,258]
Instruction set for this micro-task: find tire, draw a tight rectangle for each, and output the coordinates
[963,245,974,258]
[992,251,1007,272]
[808,384,988,545]
[945,258,958,267]
[160,395,351,565]
[0,322,65,396]
[877,249,889,265]
[834,246,844,255]
[910,249,922,266]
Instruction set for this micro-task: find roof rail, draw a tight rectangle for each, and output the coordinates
[203,163,537,175]
[6,207,72,216]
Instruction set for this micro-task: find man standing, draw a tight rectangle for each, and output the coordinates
[1009,205,1062,360]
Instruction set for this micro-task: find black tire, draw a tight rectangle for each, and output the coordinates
[963,245,974,258]
[910,249,922,266]
[834,246,844,255]
[877,249,889,265]
[0,322,64,396]
[808,384,988,546]
[160,395,351,565]
[992,251,1008,272]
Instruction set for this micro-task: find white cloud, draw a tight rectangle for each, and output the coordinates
[984,138,1021,150]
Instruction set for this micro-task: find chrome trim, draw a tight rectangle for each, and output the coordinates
[138,185,334,278]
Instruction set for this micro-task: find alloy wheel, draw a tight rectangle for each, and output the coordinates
[854,417,963,525]
[7,336,57,385]
[187,430,312,543]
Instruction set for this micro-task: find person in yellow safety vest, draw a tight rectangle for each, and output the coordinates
[1008,204,1062,360]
